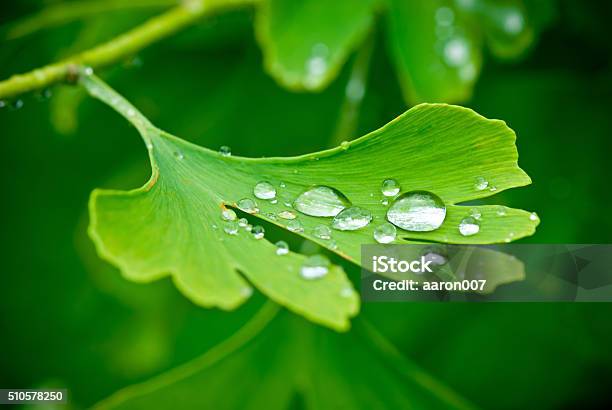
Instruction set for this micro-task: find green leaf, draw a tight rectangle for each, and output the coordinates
[386,0,483,103]
[93,304,476,410]
[255,0,377,91]
[80,72,537,331]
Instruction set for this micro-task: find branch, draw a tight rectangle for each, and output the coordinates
[0,0,256,99]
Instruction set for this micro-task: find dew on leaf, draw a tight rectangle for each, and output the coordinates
[251,225,265,239]
[469,208,482,220]
[237,198,258,214]
[253,181,276,200]
[275,240,289,256]
[9,99,24,110]
[422,251,447,266]
[340,140,350,150]
[219,145,231,156]
[387,191,446,232]
[279,181,286,188]
[373,223,397,244]
[474,176,489,191]
[173,150,185,160]
[313,225,332,240]
[286,219,304,233]
[459,216,480,236]
[223,221,239,235]
[300,255,330,280]
[270,199,278,204]
[329,240,338,250]
[293,185,351,217]
[332,206,372,231]
[278,210,297,220]
[381,198,389,206]
[221,208,237,221]
[496,208,507,216]
[530,212,538,221]
[381,178,400,197]
[238,217,248,227]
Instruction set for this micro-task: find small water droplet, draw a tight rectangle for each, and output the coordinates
[224,221,239,235]
[381,179,400,197]
[287,219,304,233]
[278,210,297,220]
[293,185,351,217]
[496,208,507,216]
[332,207,372,231]
[387,191,446,232]
[237,198,258,214]
[313,225,332,240]
[252,225,265,239]
[212,224,218,230]
[9,99,24,110]
[284,202,292,208]
[422,251,447,266]
[374,223,397,244]
[275,240,289,255]
[529,212,538,221]
[219,145,231,156]
[459,216,480,236]
[173,150,184,160]
[340,286,354,298]
[503,10,524,35]
[474,176,489,191]
[340,141,350,150]
[221,208,237,221]
[253,181,276,200]
[280,182,286,188]
[443,37,470,67]
[238,217,248,227]
[489,186,497,192]
[270,199,278,204]
[245,224,253,232]
[265,212,277,220]
[469,208,482,220]
[84,67,94,76]
[329,240,338,250]
[145,141,153,150]
[300,255,330,280]
[381,198,389,206]
[35,88,52,101]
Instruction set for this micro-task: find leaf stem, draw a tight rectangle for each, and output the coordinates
[0,0,257,99]
[93,301,280,409]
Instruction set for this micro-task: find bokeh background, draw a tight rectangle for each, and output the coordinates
[1,0,611,408]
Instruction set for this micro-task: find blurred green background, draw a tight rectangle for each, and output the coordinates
[1,0,612,408]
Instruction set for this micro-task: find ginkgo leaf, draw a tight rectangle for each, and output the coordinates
[255,0,377,91]
[93,304,476,410]
[80,71,537,331]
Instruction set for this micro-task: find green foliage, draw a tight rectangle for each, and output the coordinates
[81,72,536,331]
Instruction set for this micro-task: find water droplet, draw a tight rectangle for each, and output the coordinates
[503,11,524,34]
[145,141,153,150]
[284,202,292,208]
[329,240,338,250]
[270,199,278,204]
[221,208,237,221]
[469,208,482,220]
[275,240,289,255]
[374,223,397,244]
[332,207,372,231]
[313,225,332,240]
[245,224,253,232]
[496,208,507,216]
[340,141,350,150]
[252,225,265,239]
[300,255,330,280]
[9,99,24,110]
[489,186,497,192]
[237,198,258,214]
[35,88,52,101]
[340,287,354,298]
[529,212,538,221]
[422,252,447,266]
[293,185,351,217]
[219,145,231,156]
[287,219,304,233]
[83,67,94,76]
[381,198,389,206]
[387,191,446,232]
[280,182,286,188]
[253,181,276,200]
[173,150,184,160]
[443,37,470,67]
[238,217,248,227]
[0,100,6,109]
[212,224,218,230]
[224,221,239,235]
[474,176,488,191]
[459,216,480,236]
[381,179,400,197]
[278,210,297,220]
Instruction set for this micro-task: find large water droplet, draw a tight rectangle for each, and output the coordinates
[293,186,351,217]
[219,145,231,157]
[278,210,297,220]
[381,179,400,197]
[332,207,372,231]
[387,191,446,232]
[224,221,239,235]
[221,208,237,221]
[286,219,304,233]
[374,223,397,244]
[253,181,276,200]
[252,225,265,239]
[300,255,330,280]
[275,240,289,255]
[474,177,488,191]
[313,225,332,240]
[459,216,480,236]
[237,198,258,214]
